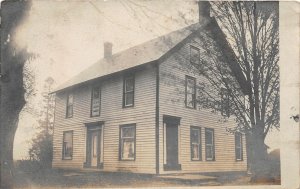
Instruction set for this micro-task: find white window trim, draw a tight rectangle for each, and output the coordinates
[120,125,136,161]
[186,76,196,109]
[191,127,201,161]
[91,86,101,117]
[235,133,243,161]
[66,93,74,118]
[205,129,214,161]
[62,131,73,160]
[124,76,134,107]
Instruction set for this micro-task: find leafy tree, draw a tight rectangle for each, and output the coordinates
[185,1,279,179]
[28,77,55,168]
[0,1,33,188]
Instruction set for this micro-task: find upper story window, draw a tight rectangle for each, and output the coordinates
[119,124,136,161]
[191,126,202,161]
[91,86,101,117]
[190,46,200,64]
[185,76,196,109]
[123,75,135,107]
[205,128,215,161]
[221,88,230,117]
[62,131,73,160]
[235,132,243,161]
[66,93,73,118]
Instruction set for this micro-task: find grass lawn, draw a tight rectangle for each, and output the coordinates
[13,168,280,188]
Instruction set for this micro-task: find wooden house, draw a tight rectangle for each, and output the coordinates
[51,2,247,174]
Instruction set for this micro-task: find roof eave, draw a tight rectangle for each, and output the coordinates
[50,60,159,94]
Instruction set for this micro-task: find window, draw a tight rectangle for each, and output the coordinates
[190,127,202,161]
[221,88,230,117]
[235,132,243,161]
[119,124,136,160]
[185,76,196,109]
[62,131,73,159]
[190,46,200,64]
[66,93,73,118]
[123,76,134,107]
[91,86,101,117]
[205,128,215,161]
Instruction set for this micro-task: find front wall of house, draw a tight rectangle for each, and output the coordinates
[52,65,157,173]
[159,33,247,174]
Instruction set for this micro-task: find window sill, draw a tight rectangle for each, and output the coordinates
[90,114,100,118]
[62,157,73,160]
[123,105,134,109]
[191,159,202,161]
[119,159,135,161]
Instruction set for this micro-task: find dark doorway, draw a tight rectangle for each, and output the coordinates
[163,115,181,171]
[166,124,179,166]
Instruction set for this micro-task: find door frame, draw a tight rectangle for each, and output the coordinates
[163,115,181,171]
[84,121,104,169]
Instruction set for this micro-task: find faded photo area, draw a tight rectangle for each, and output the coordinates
[0,0,287,188]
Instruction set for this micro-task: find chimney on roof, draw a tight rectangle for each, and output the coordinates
[104,42,113,58]
[198,1,211,23]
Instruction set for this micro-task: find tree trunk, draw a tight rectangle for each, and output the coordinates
[0,113,20,189]
[246,124,269,182]
[0,59,26,189]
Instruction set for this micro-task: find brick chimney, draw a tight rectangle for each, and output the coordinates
[104,42,113,58]
[198,1,211,23]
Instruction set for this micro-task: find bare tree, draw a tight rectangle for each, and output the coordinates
[0,1,33,188]
[184,1,279,179]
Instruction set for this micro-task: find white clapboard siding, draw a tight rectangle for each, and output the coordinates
[53,66,157,174]
[158,33,247,174]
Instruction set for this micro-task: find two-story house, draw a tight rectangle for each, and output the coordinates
[51,2,247,174]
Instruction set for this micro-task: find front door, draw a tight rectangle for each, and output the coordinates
[166,124,179,167]
[87,128,101,168]
[90,130,99,167]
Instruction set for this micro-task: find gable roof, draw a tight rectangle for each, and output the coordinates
[52,23,202,93]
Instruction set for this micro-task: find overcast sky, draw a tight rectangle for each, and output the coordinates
[13,0,279,159]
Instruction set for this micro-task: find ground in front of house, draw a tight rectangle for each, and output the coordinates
[13,168,280,188]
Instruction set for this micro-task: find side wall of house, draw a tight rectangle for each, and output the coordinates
[52,65,157,174]
[158,33,247,174]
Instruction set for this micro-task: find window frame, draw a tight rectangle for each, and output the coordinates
[119,124,136,161]
[66,93,74,118]
[235,132,243,161]
[221,88,230,117]
[190,126,202,161]
[123,75,135,108]
[205,128,215,161]
[62,130,73,160]
[90,86,101,117]
[190,45,200,64]
[185,75,196,109]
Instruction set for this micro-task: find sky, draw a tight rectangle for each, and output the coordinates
[12,0,280,159]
